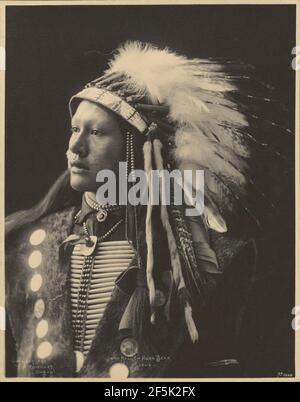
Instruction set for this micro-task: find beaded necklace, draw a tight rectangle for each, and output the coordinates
[84,193,123,223]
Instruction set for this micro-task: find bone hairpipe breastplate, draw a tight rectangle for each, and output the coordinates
[70,240,135,355]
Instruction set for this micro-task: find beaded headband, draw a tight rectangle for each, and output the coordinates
[69,86,149,134]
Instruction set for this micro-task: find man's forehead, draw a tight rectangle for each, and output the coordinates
[72,100,117,126]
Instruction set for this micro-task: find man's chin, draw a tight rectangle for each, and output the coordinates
[70,176,94,193]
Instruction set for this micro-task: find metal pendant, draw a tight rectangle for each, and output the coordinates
[120,338,139,358]
[96,209,108,222]
[80,236,98,256]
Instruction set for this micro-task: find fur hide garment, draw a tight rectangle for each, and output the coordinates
[6,206,255,378]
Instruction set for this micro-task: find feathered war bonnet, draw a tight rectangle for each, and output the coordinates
[69,41,293,344]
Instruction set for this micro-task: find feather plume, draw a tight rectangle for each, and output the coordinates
[99,41,293,234]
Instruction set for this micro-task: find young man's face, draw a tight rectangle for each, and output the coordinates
[67,100,124,192]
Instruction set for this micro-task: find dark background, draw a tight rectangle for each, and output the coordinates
[5,5,296,214]
[5,5,296,377]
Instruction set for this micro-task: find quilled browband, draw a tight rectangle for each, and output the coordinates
[69,86,149,134]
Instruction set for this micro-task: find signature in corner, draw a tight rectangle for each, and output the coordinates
[277,372,294,378]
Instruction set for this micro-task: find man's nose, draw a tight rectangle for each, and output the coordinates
[69,130,88,157]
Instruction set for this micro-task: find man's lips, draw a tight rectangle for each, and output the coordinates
[70,162,89,172]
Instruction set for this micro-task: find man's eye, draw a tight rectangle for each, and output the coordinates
[71,127,80,134]
[90,129,103,136]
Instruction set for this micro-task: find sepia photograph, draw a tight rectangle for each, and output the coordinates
[1,0,298,382]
